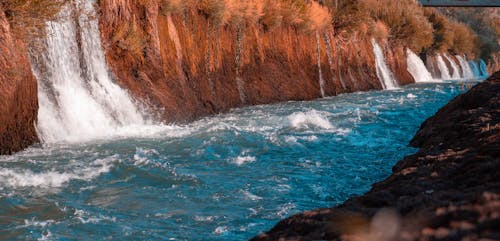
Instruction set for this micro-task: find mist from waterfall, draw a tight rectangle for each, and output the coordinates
[33,0,161,144]
[406,49,434,83]
[372,39,399,89]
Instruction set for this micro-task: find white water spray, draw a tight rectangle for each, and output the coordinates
[436,54,451,80]
[34,0,156,144]
[455,55,474,79]
[371,39,398,89]
[443,54,461,79]
[406,49,434,83]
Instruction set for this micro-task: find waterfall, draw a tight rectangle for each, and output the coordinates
[371,39,398,90]
[469,60,481,78]
[455,55,474,79]
[406,49,434,83]
[443,54,461,79]
[480,59,489,77]
[426,56,440,79]
[34,0,153,143]
[436,54,451,80]
[316,32,326,97]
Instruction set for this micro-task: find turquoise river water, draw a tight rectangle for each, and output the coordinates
[0,82,471,240]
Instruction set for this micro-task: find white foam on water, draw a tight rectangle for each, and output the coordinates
[0,156,115,189]
[288,110,333,130]
[232,156,256,166]
[133,147,161,167]
[74,209,116,224]
[406,49,435,83]
[20,219,56,229]
[372,39,399,89]
[38,230,53,241]
[242,190,263,201]
[214,226,229,235]
[303,135,319,141]
[194,215,217,222]
[276,203,296,218]
[407,93,417,99]
[239,223,259,232]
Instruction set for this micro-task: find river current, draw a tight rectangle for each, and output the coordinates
[0,82,470,240]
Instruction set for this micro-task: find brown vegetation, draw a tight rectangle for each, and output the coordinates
[424,8,479,57]
[437,7,499,70]
[0,0,66,42]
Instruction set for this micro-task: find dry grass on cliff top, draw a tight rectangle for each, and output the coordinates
[0,0,482,57]
[101,0,484,81]
[158,0,331,33]
[0,0,66,41]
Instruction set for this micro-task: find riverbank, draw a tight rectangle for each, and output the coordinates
[252,71,500,241]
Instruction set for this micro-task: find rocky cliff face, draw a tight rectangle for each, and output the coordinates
[0,8,39,155]
[1,1,471,154]
[386,45,415,85]
[252,71,500,241]
[97,0,382,122]
[0,0,423,154]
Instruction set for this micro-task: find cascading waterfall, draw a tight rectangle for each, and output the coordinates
[455,55,474,79]
[426,56,440,79]
[406,49,434,83]
[316,32,326,97]
[436,54,451,80]
[479,59,489,77]
[371,39,398,89]
[443,54,461,79]
[34,0,154,143]
[469,61,481,78]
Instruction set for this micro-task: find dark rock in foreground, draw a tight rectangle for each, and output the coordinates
[252,72,500,241]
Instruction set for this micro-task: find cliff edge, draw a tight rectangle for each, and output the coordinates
[252,71,500,241]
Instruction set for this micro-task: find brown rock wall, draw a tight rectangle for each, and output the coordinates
[0,8,39,155]
[98,1,393,123]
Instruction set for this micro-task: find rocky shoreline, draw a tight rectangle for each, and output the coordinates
[252,71,500,241]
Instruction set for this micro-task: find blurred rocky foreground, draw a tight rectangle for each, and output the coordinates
[252,71,500,241]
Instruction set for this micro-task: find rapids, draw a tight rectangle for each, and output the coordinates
[0,82,471,240]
